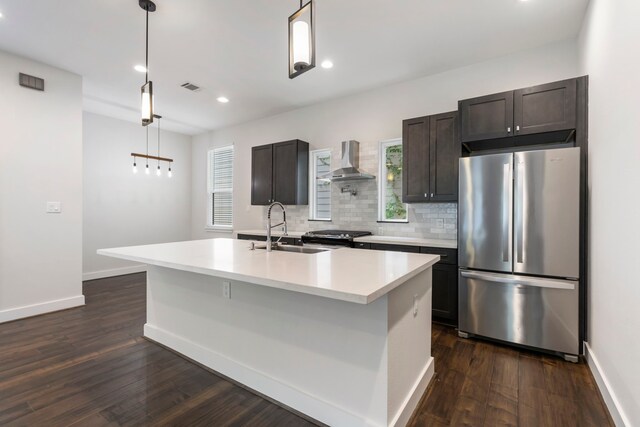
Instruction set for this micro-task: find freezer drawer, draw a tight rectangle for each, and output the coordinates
[459,270,579,355]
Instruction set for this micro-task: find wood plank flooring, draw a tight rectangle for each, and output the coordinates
[0,273,613,426]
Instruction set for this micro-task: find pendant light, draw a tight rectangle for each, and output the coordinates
[131,115,174,177]
[288,0,315,79]
[140,0,156,126]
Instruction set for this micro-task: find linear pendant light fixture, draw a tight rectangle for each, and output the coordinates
[288,0,315,79]
[132,115,174,177]
[140,0,156,126]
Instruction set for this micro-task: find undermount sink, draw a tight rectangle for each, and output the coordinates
[254,244,329,254]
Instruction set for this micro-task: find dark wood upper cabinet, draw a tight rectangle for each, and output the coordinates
[251,145,273,205]
[460,91,514,142]
[251,140,309,206]
[514,79,577,136]
[402,116,430,203]
[429,112,460,202]
[403,111,459,203]
[459,78,579,144]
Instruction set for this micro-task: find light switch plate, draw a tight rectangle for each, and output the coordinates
[46,202,61,213]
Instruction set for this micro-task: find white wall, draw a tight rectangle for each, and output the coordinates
[579,1,640,425]
[0,50,84,322]
[83,112,192,280]
[191,39,580,240]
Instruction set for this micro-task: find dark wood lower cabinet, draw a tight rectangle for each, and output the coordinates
[369,243,420,253]
[358,242,458,325]
[431,263,458,324]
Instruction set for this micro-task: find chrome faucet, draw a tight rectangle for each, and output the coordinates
[266,202,287,252]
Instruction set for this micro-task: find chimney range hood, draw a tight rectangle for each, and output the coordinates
[319,140,375,182]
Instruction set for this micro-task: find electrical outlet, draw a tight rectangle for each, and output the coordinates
[413,294,419,317]
[378,227,384,236]
[223,281,231,299]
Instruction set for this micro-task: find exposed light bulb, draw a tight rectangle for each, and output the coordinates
[168,168,172,178]
[292,20,311,71]
[133,163,138,174]
[156,166,161,176]
[134,65,147,73]
[321,60,333,69]
[145,165,150,175]
[216,96,229,103]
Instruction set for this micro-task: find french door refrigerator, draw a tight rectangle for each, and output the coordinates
[458,147,580,360]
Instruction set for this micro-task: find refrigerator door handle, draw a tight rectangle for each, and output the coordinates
[502,162,512,262]
[515,159,525,264]
[460,270,576,290]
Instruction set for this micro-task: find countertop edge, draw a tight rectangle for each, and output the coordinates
[97,248,439,305]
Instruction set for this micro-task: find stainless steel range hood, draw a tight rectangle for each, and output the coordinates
[319,140,375,182]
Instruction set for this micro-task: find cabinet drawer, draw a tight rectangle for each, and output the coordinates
[237,234,266,242]
[370,243,420,253]
[354,242,371,250]
[420,247,457,265]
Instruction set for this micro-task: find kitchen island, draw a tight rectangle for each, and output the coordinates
[98,238,439,427]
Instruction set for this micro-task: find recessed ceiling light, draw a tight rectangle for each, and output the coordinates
[134,65,147,73]
[0,12,4,18]
[217,96,229,103]
[321,60,334,69]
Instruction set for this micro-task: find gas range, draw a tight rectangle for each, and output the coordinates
[301,230,372,247]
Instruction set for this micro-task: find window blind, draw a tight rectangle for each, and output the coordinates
[208,146,234,227]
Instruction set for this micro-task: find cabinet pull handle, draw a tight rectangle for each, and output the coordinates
[424,193,427,198]
[507,127,511,133]
[431,193,434,198]
[516,125,520,133]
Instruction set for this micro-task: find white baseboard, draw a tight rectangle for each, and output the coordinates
[584,342,630,427]
[144,324,383,427]
[83,264,147,281]
[390,357,435,427]
[0,295,85,324]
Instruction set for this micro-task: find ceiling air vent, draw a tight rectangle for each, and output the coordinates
[180,82,201,92]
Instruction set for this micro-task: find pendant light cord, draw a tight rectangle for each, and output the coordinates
[157,117,161,168]
[146,126,149,167]
[145,7,149,84]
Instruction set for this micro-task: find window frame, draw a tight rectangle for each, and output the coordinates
[378,138,408,223]
[308,148,332,221]
[206,145,234,231]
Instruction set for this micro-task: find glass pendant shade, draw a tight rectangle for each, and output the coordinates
[141,81,154,126]
[288,0,315,78]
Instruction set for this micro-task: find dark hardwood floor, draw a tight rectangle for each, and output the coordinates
[0,273,613,426]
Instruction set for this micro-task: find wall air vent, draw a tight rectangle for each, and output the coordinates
[180,82,201,92]
[19,73,45,91]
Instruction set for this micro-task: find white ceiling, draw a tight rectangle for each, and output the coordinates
[0,0,589,135]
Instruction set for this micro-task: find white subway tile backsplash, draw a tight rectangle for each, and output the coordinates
[261,140,457,241]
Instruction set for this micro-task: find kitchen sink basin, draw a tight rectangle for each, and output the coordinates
[254,244,329,254]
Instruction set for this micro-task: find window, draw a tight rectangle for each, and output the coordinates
[309,149,331,221]
[207,145,234,229]
[378,139,408,222]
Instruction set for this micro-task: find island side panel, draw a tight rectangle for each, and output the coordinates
[387,267,434,427]
[144,265,390,427]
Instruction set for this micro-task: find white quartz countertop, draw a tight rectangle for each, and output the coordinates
[236,229,305,238]
[98,238,439,304]
[353,235,457,249]
[236,230,457,249]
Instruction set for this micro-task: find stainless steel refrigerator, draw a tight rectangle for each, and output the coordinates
[458,147,580,360]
